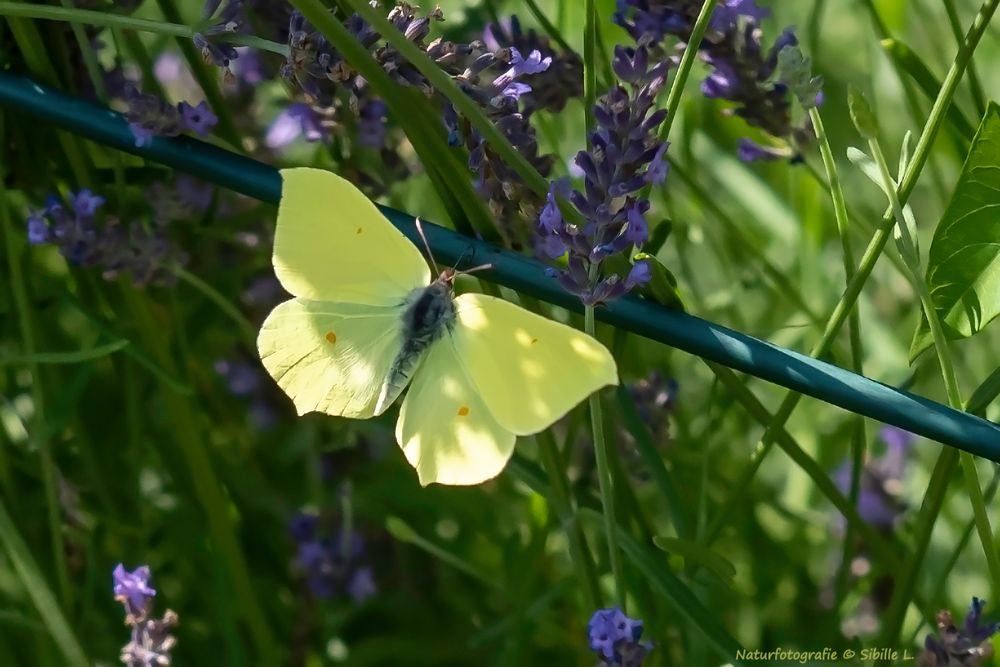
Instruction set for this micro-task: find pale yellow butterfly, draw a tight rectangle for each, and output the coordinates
[257,168,618,485]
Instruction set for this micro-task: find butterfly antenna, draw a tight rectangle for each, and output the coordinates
[457,262,493,276]
[415,218,439,275]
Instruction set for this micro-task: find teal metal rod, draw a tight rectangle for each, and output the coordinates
[2,72,1000,461]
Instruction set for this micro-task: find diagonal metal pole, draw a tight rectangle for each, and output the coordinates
[2,72,1000,461]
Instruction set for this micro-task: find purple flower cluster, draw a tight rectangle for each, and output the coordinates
[483,15,584,117]
[918,598,1000,666]
[290,511,376,602]
[537,45,668,305]
[113,564,178,666]
[124,84,218,147]
[615,0,819,161]
[588,607,652,666]
[26,190,186,286]
[279,4,557,244]
[832,426,914,529]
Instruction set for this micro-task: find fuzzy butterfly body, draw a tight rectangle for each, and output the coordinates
[258,168,618,486]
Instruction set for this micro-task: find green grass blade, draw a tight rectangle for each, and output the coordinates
[0,339,129,365]
[0,500,88,667]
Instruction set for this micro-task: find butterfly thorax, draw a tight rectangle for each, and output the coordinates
[373,278,455,415]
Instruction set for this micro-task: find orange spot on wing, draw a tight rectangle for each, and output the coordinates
[530,338,538,345]
[457,406,470,417]
[325,331,337,344]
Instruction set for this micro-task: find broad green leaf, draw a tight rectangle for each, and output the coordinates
[911,103,1000,360]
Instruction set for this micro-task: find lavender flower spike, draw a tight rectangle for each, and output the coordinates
[536,44,668,305]
[113,563,177,666]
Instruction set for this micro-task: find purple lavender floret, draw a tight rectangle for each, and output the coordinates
[588,607,652,666]
[113,564,156,615]
[483,15,583,116]
[615,0,819,157]
[918,598,1000,666]
[536,45,667,305]
[289,511,376,603]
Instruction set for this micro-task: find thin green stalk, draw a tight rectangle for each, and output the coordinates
[802,159,910,278]
[943,0,987,116]
[1,199,71,612]
[533,430,601,610]
[878,448,959,661]
[583,0,597,136]
[0,3,288,56]
[586,269,625,609]
[171,265,256,347]
[705,0,1000,544]
[810,106,867,601]
[522,0,574,54]
[385,517,496,586]
[868,137,1000,624]
[658,0,719,143]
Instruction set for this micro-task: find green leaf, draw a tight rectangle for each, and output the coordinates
[911,103,1000,360]
[652,536,737,586]
[847,146,919,258]
[634,252,686,311]
[968,366,1000,416]
[848,85,878,139]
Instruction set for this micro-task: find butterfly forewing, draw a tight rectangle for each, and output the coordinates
[273,168,430,305]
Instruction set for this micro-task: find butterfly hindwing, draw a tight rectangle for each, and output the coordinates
[274,168,430,304]
[451,293,619,435]
[258,298,405,418]
[396,336,515,486]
